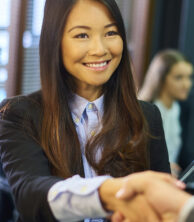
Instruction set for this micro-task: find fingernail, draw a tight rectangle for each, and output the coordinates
[115,189,125,198]
[176,180,186,189]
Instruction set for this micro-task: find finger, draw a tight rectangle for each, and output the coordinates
[115,171,185,202]
[175,180,186,189]
[116,171,185,200]
[150,172,186,189]
[115,176,139,200]
[146,171,177,184]
[111,211,125,222]
[116,188,135,200]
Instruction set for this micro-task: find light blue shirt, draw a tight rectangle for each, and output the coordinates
[48,94,111,222]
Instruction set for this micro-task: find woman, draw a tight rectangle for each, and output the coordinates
[0,0,170,221]
[139,49,193,177]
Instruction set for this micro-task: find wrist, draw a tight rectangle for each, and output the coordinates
[98,178,123,211]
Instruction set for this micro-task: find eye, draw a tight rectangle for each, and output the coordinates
[105,31,119,37]
[174,74,183,80]
[74,33,89,39]
[174,75,182,80]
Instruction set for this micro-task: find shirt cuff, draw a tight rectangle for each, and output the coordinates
[48,175,111,222]
[177,197,194,222]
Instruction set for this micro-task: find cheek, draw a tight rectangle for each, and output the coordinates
[167,82,185,98]
[109,39,123,57]
[62,47,79,67]
[186,79,192,89]
[62,39,86,66]
[168,82,180,91]
[62,42,70,66]
[163,79,176,94]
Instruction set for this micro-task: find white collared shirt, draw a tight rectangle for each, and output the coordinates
[154,100,181,163]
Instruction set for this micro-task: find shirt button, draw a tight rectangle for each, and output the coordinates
[75,117,79,123]
[90,130,96,136]
[51,190,58,199]
[80,185,88,193]
[88,103,93,110]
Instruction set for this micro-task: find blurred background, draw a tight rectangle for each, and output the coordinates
[0,0,194,175]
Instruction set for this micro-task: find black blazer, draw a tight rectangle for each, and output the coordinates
[186,207,194,222]
[0,91,170,222]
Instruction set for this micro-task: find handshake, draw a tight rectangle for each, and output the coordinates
[99,171,193,222]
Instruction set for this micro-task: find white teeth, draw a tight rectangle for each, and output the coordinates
[85,62,107,68]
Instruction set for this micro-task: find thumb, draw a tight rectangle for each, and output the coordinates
[115,187,135,200]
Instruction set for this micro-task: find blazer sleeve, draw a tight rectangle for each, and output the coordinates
[150,104,171,173]
[140,101,171,173]
[186,208,194,222]
[0,96,61,222]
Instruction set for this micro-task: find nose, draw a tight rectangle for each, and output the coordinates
[88,36,108,57]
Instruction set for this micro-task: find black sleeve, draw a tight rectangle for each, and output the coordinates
[140,101,171,173]
[179,98,194,170]
[0,97,61,222]
[186,207,194,222]
[149,104,171,173]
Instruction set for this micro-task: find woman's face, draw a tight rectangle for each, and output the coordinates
[61,0,123,98]
[162,61,193,100]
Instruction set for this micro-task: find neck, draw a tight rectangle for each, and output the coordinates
[158,91,174,109]
[76,86,102,102]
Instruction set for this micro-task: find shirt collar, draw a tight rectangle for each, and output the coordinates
[69,93,104,125]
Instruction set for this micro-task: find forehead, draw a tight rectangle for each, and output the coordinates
[169,61,193,75]
[64,0,115,29]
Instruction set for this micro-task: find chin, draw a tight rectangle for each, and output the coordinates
[176,95,188,101]
[90,79,110,86]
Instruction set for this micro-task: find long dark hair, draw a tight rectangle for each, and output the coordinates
[40,0,149,178]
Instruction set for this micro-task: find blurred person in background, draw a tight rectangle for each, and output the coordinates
[139,49,193,177]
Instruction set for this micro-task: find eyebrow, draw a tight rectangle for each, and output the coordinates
[68,22,117,33]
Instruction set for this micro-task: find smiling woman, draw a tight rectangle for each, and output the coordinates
[0,0,170,222]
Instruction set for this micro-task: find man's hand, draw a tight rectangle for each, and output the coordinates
[99,177,161,222]
[113,171,191,222]
[99,171,183,222]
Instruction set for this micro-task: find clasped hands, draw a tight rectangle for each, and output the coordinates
[99,171,191,222]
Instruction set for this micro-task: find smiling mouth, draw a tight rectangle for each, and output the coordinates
[83,60,111,69]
